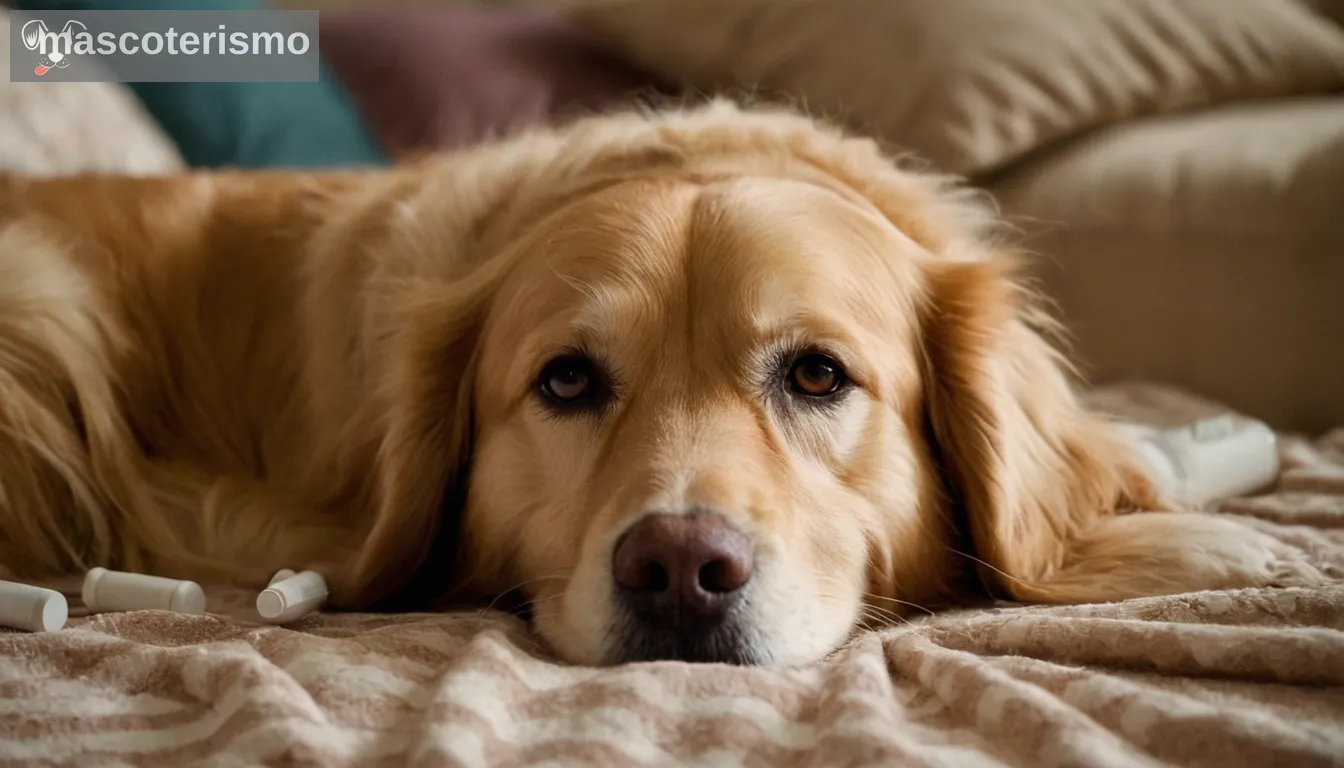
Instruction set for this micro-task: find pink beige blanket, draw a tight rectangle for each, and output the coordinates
[2,384,1342,767]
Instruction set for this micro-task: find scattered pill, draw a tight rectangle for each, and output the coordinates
[257,570,327,624]
[1126,416,1279,506]
[269,569,296,585]
[0,580,68,632]
[82,567,206,615]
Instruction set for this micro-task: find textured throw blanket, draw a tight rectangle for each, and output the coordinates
[2,384,1342,768]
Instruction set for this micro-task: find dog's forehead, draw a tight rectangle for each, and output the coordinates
[525,177,919,300]
[486,175,926,375]
[686,178,928,335]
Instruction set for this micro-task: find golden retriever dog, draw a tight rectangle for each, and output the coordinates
[0,101,1323,665]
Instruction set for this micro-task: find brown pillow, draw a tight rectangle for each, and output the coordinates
[320,6,667,156]
[565,0,1344,176]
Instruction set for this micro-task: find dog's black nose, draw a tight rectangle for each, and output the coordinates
[612,512,754,629]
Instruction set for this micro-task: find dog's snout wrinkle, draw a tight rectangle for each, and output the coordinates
[612,511,754,628]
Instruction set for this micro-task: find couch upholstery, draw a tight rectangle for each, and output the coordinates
[563,0,1344,178]
[990,98,1344,433]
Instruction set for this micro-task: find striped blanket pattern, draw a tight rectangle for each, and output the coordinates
[2,384,1342,767]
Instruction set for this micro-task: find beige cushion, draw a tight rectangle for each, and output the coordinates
[0,12,184,176]
[989,97,1344,433]
[567,0,1344,176]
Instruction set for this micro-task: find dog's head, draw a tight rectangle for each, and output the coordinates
[333,102,1160,665]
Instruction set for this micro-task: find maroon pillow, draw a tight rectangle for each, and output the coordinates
[320,7,669,156]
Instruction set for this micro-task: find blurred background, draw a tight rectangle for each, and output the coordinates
[2,0,1342,433]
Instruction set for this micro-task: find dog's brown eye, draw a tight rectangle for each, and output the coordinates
[788,354,846,397]
[537,354,608,410]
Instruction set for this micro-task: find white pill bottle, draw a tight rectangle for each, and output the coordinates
[1118,415,1279,507]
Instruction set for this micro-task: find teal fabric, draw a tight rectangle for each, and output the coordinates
[17,0,388,169]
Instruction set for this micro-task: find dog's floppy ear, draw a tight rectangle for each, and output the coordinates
[917,258,1331,600]
[918,257,1170,602]
[327,261,506,609]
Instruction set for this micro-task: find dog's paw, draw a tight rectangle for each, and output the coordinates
[1263,549,1333,588]
[1219,528,1335,590]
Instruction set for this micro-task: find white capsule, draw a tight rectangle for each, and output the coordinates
[0,580,68,632]
[81,567,206,614]
[257,570,327,624]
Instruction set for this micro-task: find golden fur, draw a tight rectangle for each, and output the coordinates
[0,101,1324,664]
